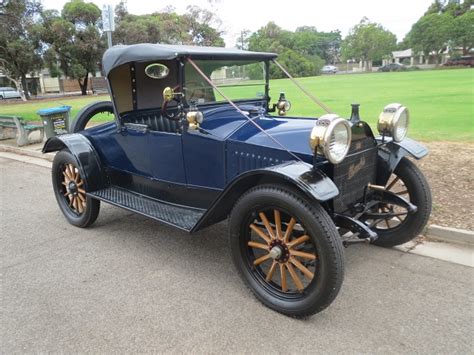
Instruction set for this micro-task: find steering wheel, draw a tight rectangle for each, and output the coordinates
[162,85,183,121]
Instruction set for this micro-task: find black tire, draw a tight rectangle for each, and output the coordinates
[52,149,100,227]
[70,101,114,133]
[229,184,344,317]
[372,157,431,247]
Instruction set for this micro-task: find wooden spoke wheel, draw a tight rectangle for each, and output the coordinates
[370,173,411,230]
[229,185,344,317]
[61,163,87,215]
[52,149,100,228]
[368,157,432,247]
[247,209,317,294]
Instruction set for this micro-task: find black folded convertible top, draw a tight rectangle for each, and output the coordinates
[102,43,278,76]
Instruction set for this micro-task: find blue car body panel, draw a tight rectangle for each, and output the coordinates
[79,103,317,193]
[43,94,426,232]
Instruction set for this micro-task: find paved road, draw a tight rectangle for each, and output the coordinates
[1,157,473,353]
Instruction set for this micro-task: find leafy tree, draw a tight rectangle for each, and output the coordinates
[293,27,342,64]
[452,10,474,55]
[407,13,454,64]
[0,0,42,100]
[341,18,397,71]
[426,0,473,17]
[247,22,324,78]
[40,0,105,95]
[113,4,224,47]
[236,29,251,50]
[184,5,224,46]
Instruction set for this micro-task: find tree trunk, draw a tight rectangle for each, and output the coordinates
[78,73,89,96]
[5,74,27,101]
[21,74,30,100]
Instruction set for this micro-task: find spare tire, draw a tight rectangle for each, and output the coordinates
[70,101,114,133]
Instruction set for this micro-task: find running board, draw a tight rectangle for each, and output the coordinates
[88,186,206,232]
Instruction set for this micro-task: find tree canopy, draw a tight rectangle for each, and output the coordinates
[113,4,224,47]
[0,0,43,100]
[407,13,454,63]
[341,18,397,70]
[425,0,472,17]
[247,22,337,78]
[1,0,472,100]
[407,1,473,60]
[40,0,105,95]
[453,10,474,55]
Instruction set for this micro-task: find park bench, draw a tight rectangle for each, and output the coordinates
[0,115,44,146]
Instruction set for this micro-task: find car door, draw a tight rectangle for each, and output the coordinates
[86,122,152,178]
[148,129,186,184]
[182,129,226,189]
[113,122,152,176]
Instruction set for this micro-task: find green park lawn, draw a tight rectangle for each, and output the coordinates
[1,68,472,142]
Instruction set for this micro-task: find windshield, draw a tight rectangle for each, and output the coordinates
[184,59,266,104]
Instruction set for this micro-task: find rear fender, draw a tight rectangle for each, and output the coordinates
[43,134,107,192]
[376,137,428,185]
[192,161,339,232]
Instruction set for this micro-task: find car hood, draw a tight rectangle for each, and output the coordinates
[228,115,316,157]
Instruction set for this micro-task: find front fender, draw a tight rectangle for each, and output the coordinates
[43,134,107,192]
[376,137,428,185]
[192,161,339,232]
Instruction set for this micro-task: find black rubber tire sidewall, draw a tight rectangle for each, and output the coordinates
[373,157,432,247]
[70,101,114,133]
[229,184,345,317]
[52,149,100,227]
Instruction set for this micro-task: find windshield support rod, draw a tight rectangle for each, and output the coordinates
[272,59,333,114]
[186,57,303,163]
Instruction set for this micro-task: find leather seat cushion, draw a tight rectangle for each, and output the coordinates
[122,109,179,133]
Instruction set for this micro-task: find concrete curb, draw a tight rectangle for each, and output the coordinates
[426,225,474,246]
[0,143,55,162]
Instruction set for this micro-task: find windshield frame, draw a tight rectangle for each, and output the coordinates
[182,58,271,111]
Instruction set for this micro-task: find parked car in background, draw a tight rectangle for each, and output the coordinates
[321,65,337,74]
[0,87,22,99]
[443,56,474,67]
[378,63,406,72]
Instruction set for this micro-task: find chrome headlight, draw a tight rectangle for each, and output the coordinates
[377,103,409,142]
[309,114,352,164]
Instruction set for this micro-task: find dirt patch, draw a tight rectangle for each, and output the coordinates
[417,142,474,231]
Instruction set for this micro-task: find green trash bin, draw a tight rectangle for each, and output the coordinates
[37,105,72,139]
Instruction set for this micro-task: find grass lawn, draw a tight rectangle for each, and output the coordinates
[1,68,472,142]
[0,95,113,123]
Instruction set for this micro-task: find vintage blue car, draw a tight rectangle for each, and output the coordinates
[43,43,431,317]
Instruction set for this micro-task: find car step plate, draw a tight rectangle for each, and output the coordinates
[88,186,205,232]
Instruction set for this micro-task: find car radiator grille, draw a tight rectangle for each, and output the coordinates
[331,138,378,213]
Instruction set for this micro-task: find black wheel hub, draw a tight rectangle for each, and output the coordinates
[68,181,78,195]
